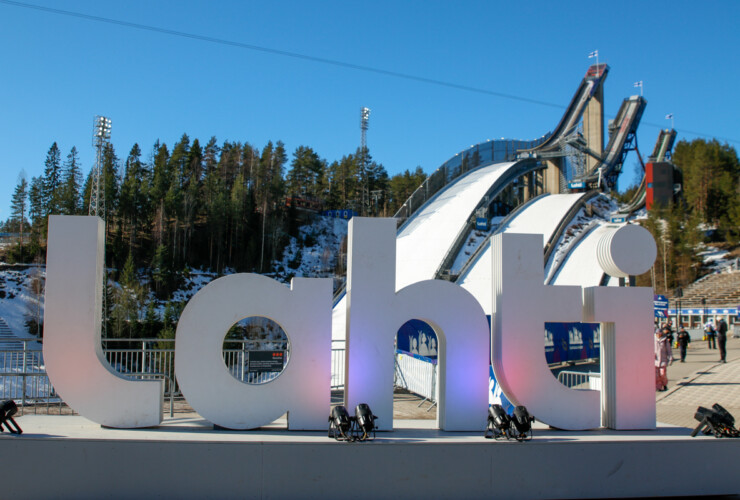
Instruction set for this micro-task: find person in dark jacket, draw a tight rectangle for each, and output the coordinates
[676,325,691,363]
[717,318,728,363]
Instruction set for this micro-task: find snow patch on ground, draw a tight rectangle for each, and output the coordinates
[171,270,218,304]
[273,215,348,283]
[450,229,490,275]
[0,266,44,339]
[699,245,739,273]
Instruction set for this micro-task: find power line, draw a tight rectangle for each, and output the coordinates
[641,120,739,146]
[2,0,738,145]
[0,0,563,109]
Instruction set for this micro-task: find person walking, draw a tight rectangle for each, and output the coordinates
[676,325,691,363]
[717,318,728,363]
[665,320,675,347]
[705,319,717,349]
[655,326,673,391]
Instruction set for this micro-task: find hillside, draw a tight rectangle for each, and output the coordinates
[0,214,348,339]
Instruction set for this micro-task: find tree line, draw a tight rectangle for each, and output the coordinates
[634,138,740,294]
[4,134,427,297]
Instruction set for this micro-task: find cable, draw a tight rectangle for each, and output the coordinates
[2,0,737,145]
[0,0,562,109]
[641,120,738,146]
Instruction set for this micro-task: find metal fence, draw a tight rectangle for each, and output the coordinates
[1,338,348,416]
[556,370,601,390]
[0,341,54,409]
[394,351,437,409]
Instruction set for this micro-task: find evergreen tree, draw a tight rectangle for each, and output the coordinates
[110,252,143,338]
[61,146,83,215]
[80,170,93,215]
[119,143,149,252]
[10,175,28,261]
[101,143,120,227]
[673,139,740,232]
[149,141,170,247]
[41,142,63,224]
[182,138,202,264]
[27,176,44,249]
[328,154,360,210]
[287,146,325,199]
[387,167,427,215]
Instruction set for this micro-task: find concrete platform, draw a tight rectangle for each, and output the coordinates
[1,415,738,499]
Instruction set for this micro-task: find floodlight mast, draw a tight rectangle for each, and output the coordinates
[89,116,111,338]
[89,116,112,218]
[360,107,370,215]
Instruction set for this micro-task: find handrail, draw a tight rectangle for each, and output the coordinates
[432,159,541,280]
[453,192,549,282]
[543,190,601,267]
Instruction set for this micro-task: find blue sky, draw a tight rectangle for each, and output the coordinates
[1,0,739,221]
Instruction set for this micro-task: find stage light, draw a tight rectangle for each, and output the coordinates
[0,400,23,434]
[510,406,534,441]
[485,404,534,441]
[712,403,735,428]
[353,403,377,441]
[484,404,511,440]
[691,404,739,438]
[328,405,353,442]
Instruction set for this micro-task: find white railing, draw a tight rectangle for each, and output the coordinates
[557,370,601,390]
[1,338,349,415]
[394,351,437,405]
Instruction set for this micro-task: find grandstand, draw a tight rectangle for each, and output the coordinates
[667,269,740,307]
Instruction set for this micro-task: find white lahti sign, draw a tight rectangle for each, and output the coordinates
[43,216,657,432]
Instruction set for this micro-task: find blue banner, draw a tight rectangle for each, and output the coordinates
[321,209,356,220]
[667,307,737,315]
[544,322,600,364]
[396,319,438,359]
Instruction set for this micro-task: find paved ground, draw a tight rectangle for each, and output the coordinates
[656,335,740,428]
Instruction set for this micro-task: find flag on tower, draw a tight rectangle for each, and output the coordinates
[588,50,599,58]
[665,113,674,120]
[633,81,643,88]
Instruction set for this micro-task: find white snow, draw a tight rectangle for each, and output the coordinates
[550,222,617,287]
[274,216,348,282]
[0,266,45,339]
[457,193,588,315]
[499,193,585,237]
[396,161,518,289]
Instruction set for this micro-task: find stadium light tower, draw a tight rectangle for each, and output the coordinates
[360,107,370,153]
[89,116,112,218]
[360,107,371,215]
[89,115,111,338]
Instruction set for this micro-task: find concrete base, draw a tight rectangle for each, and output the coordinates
[1,415,738,499]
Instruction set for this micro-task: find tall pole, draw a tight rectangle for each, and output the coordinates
[90,115,112,338]
[89,116,112,218]
[662,238,668,292]
[360,107,370,215]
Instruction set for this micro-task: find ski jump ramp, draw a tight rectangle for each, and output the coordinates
[332,162,620,340]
